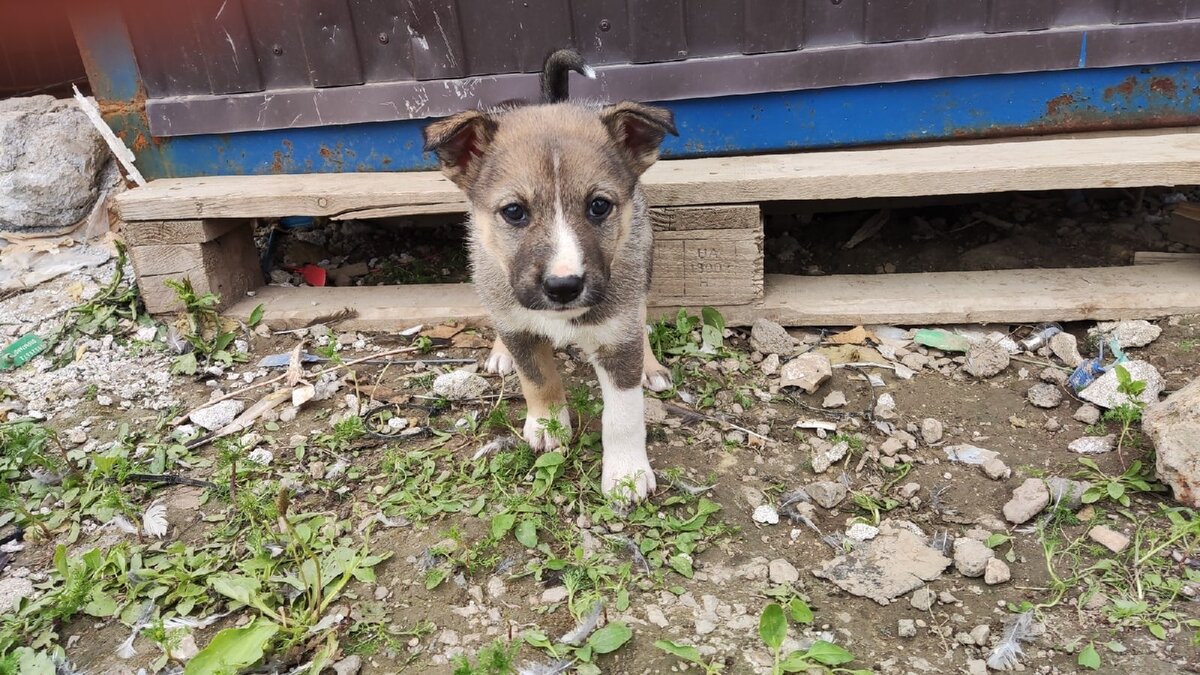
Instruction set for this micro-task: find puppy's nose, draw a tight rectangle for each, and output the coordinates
[542,274,584,304]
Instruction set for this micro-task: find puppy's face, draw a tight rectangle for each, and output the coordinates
[424,103,676,313]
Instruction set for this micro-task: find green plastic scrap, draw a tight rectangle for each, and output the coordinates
[912,329,972,353]
[0,333,46,371]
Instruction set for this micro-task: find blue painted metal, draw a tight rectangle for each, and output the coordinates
[94,55,1200,178]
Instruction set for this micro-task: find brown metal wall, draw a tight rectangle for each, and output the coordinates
[118,0,1200,100]
[0,1,87,97]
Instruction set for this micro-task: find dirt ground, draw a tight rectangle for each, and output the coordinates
[1,188,1198,675]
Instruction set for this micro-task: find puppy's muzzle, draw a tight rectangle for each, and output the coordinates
[542,274,585,304]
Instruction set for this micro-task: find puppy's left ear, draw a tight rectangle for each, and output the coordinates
[423,110,499,189]
[599,102,678,176]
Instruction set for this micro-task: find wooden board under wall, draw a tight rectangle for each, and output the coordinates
[114,128,1200,222]
[225,260,1200,330]
[131,226,264,314]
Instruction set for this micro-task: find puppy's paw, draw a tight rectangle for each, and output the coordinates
[602,452,656,502]
[642,366,673,393]
[522,407,571,452]
[484,339,515,375]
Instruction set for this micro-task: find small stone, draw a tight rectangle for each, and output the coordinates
[768,558,800,584]
[760,353,781,376]
[644,397,667,424]
[964,342,1010,378]
[953,538,994,578]
[967,659,988,675]
[741,486,766,508]
[752,504,780,525]
[1027,383,1063,409]
[899,483,921,499]
[0,577,34,614]
[1074,404,1102,425]
[981,458,1011,480]
[874,393,897,420]
[1088,525,1130,553]
[880,438,904,456]
[1046,478,1091,511]
[937,591,959,605]
[279,406,299,422]
[846,523,879,542]
[541,586,568,604]
[909,587,935,611]
[487,577,506,599]
[970,624,991,647]
[645,605,669,628]
[897,619,917,638]
[1079,360,1164,409]
[984,558,1011,585]
[331,655,363,675]
[750,318,795,356]
[1003,478,1050,524]
[189,399,245,432]
[806,481,847,509]
[1049,332,1084,367]
[695,617,717,635]
[1068,434,1116,454]
[811,441,849,474]
[1040,367,1068,386]
[901,353,929,371]
[779,353,832,394]
[1044,417,1062,432]
[920,418,943,444]
[822,390,847,409]
[1091,320,1161,349]
[432,370,488,401]
[65,428,87,445]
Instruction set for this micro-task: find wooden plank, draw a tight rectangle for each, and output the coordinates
[120,219,243,246]
[651,228,763,305]
[1133,251,1200,265]
[134,227,263,314]
[1166,202,1200,248]
[224,261,1200,330]
[650,205,760,231]
[115,128,1200,222]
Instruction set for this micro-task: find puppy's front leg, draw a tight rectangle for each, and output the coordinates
[502,332,571,451]
[594,339,656,501]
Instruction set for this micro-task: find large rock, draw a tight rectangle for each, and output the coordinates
[1143,377,1200,507]
[0,96,109,232]
[1079,361,1164,409]
[813,522,952,605]
[1090,320,1161,349]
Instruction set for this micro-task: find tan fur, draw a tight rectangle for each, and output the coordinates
[424,96,677,501]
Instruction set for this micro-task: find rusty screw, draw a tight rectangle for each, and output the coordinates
[271,44,283,55]
[599,19,611,32]
[378,32,389,44]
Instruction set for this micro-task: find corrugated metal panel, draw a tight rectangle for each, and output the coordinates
[404,0,468,80]
[986,0,1057,32]
[742,0,803,54]
[1189,0,1200,19]
[347,0,414,83]
[1054,0,1119,27]
[928,0,988,37]
[193,0,262,95]
[571,0,630,65]
[803,0,864,48]
[296,0,364,87]
[866,1,929,43]
[242,0,313,89]
[684,0,744,57]
[628,0,688,63]
[1116,0,1188,24]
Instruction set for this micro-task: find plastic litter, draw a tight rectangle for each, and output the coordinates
[1067,339,1129,393]
[912,329,971,353]
[1019,323,1062,352]
[0,333,46,371]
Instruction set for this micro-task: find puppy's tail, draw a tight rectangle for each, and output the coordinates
[541,48,596,103]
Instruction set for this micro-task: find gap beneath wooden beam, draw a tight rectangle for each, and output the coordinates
[227,260,1200,330]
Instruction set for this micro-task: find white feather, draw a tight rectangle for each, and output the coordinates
[141,501,169,538]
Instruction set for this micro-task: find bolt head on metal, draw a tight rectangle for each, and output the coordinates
[378,32,389,44]
[272,44,283,55]
[599,19,611,31]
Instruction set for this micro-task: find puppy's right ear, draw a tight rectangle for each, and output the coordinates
[423,111,498,189]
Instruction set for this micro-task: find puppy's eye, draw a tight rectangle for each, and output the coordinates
[587,197,613,220]
[500,203,528,226]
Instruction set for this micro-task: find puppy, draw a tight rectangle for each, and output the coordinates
[423,49,677,501]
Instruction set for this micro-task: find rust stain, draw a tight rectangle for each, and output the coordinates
[1045,93,1076,117]
[271,150,284,173]
[96,90,147,117]
[131,132,149,152]
[1150,77,1177,96]
[1103,76,1138,101]
[319,146,334,159]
